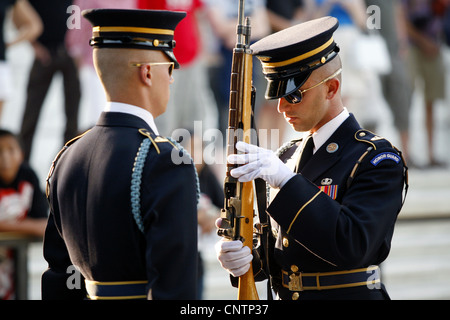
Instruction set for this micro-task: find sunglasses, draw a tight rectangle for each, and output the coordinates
[284,68,342,104]
[130,62,175,77]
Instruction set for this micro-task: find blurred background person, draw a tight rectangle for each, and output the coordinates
[0,0,42,122]
[445,3,450,46]
[177,129,223,300]
[204,0,270,139]
[260,0,316,148]
[138,0,219,137]
[313,0,388,132]
[365,0,413,165]
[0,129,47,299]
[66,0,136,129]
[403,0,448,168]
[19,0,80,162]
[266,0,314,31]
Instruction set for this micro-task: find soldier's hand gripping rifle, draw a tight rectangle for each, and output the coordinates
[217,0,259,300]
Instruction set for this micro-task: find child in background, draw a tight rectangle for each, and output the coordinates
[0,129,47,299]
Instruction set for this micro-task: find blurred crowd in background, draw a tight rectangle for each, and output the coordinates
[2,0,449,165]
[0,0,449,299]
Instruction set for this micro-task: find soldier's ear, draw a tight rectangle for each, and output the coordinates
[138,64,152,87]
[325,78,340,100]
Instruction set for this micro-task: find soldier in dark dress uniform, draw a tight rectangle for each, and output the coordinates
[42,9,198,300]
[216,17,408,300]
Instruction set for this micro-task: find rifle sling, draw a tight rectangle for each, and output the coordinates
[255,178,273,300]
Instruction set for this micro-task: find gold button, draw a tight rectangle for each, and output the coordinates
[291,265,299,273]
[359,132,366,137]
[153,39,160,47]
[282,237,289,247]
[292,292,299,300]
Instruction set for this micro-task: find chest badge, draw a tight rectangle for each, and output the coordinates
[326,143,339,153]
[321,178,333,185]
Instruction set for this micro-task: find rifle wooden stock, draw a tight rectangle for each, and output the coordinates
[237,52,258,300]
[237,178,258,300]
[218,3,259,300]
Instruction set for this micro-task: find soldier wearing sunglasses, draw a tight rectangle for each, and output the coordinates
[42,9,198,300]
[216,17,408,300]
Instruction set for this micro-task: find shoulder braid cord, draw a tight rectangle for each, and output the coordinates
[130,135,200,233]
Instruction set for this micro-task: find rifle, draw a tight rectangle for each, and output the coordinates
[217,0,259,300]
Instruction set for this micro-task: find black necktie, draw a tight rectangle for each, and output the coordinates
[296,135,314,173]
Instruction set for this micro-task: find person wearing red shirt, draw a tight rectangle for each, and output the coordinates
[137,0,218,136]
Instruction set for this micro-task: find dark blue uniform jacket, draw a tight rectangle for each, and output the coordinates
[42,112,198,300]
[259,114,407,299]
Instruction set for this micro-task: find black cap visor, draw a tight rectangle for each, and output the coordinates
[265,71,312,100]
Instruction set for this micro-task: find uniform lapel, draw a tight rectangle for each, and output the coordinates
[301,115,361,183]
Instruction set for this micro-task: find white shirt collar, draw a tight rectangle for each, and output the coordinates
[306,108,350,154]
[104,102,159,135]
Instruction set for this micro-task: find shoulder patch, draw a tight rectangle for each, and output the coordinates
[370,152,401,166]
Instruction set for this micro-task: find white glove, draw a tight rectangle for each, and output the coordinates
[215,239,253,277]
[228,141,295,189]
